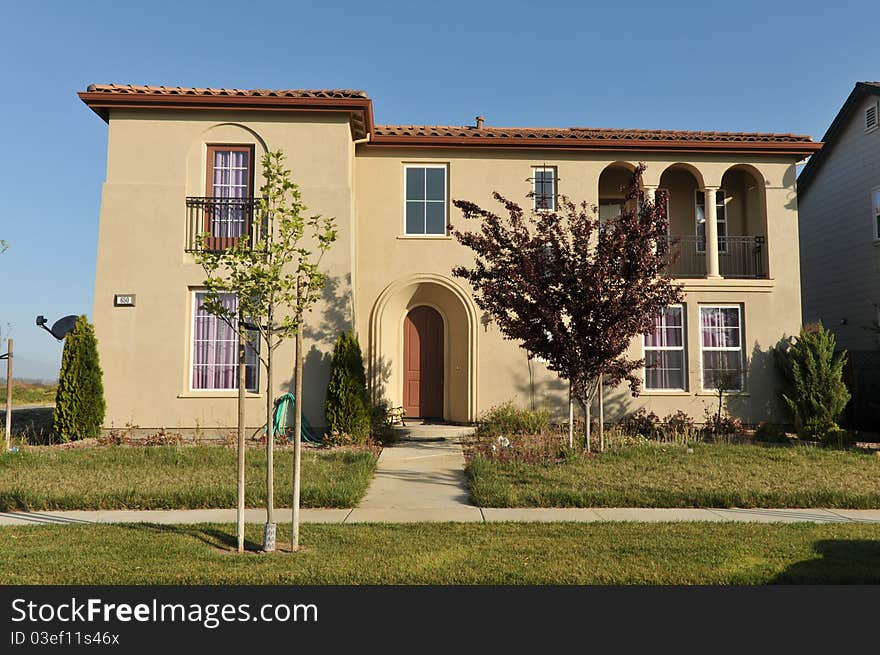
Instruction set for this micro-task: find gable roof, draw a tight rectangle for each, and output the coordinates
[79,84,821,156]
[797,82,880,198]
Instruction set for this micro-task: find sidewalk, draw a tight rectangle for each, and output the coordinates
[3,507,880,526]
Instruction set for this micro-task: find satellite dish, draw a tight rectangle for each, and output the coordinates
[35,314,79,341]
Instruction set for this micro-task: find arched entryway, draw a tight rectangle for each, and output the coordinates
[370,273,479,422]
[403,306,444,418]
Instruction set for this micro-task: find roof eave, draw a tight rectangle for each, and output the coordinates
[797,82,880,198]
[367,134,821,156]
[77,91,374,139]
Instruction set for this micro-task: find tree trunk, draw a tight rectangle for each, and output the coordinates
[236,323,246,553]
[567,382,574,449]
[291,277,304,553]
[598,374,604,453]
[263,317,276,552]
[584,398,591,453]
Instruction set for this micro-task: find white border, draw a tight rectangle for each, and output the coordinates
[188,290,258,394]
[643,304,687,392]
[698,304,744,392]
[532,165,557,212]
[403,163,448,236]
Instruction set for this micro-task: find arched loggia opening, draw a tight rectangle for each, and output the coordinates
[658,164,706,277]
[720,165,769,278]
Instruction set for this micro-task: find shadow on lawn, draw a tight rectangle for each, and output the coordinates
[772,540,880,584]
[122,523,262,552]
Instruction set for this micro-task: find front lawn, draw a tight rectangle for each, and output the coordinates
[467,443,880,508]
[1,521,879,584]
[0,445,377,510]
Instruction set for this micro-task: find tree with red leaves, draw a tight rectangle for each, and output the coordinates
[451,164,683,447]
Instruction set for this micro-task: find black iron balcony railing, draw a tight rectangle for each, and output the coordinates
[185,197,263,252]
[666,235,766,279]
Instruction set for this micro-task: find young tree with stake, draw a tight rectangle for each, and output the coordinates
[195,149,337,553]
[451,164,682,447]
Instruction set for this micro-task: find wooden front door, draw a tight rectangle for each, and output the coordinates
[403,306,444,419]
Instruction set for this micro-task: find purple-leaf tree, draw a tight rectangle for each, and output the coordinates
[451,163,683,447]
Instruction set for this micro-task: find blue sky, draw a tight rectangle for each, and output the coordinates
[1,0,876,379]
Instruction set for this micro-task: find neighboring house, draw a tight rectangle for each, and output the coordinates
[79,84,820,434]
[797,81,880,428]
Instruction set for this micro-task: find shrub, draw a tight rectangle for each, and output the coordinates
[53,315,106,441]
[476,401,550,437]
[324,331,370,444]
[660,410,697,441]
[753,422,789,444]
[369,400,397,445]
[703,408,744,437]
[774,323,850,440]
[618,408,661,439]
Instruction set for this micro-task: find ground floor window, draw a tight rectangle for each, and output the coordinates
[191,291,259,391]
[700,305,743,391]
[644,305,686,390]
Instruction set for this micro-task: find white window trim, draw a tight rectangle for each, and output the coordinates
[403,163,448,236]
[643,304,687,391]
[189,290,259,393]
[872,186,880,241]
[532,166,557,212]
[695,189,728,253]
[699,304,744,392]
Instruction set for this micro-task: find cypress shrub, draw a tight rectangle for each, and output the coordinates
[53,315,106,441]
[324,331,370,443]
[774,323,850,442]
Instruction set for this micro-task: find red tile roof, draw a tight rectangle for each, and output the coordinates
[374,124,816,144]
[79,84,821,155]
[85,84,368,99]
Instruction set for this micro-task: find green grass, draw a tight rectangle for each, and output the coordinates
[0,446,377,510]
[467,443,880,508]
[0,380,57,406]
[1,521,879,584]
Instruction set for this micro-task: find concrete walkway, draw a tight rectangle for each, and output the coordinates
[351,423,482,522]
[3,507,880,526]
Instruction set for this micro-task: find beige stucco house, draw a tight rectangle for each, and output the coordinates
[80,84,820,434]
[797,81,880,428]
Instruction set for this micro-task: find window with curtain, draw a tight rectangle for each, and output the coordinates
[532,166,556,211]
[644,305,686,390]
[404,165,447,235]
[206,145,253,242]
[700,305,743,391]
[695,189,727,253]
[191,292,259,392]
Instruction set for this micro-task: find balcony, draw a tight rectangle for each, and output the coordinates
[666,235,766,279]
[185,197,263,252]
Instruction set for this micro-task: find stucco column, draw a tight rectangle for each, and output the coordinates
[641,185,657,205]
[703,186,721,279]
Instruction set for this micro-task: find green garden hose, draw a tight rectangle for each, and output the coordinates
[272,392,323,445]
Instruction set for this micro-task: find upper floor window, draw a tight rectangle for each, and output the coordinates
[405,164,447,235]
[873,187,880,240]
[695,189,727,253]
[700,305,743,391]
[644,305,686,390]
[532,166,556,211]
[191,291,259,392]
[205,145,255,247]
